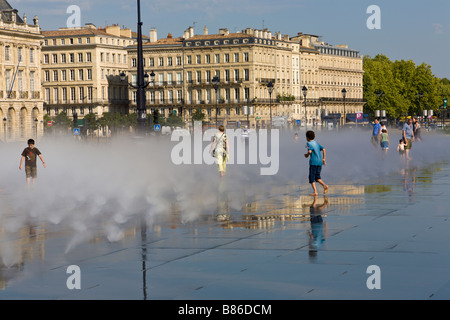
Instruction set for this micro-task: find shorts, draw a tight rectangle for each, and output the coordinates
[25,166,37,178]
[380,141,389,149]
[405,139,412,150]
[309,165,322,184]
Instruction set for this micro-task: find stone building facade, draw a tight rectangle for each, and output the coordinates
[126,26,364,128]
[41,24,136,122]
[0,1,43,141]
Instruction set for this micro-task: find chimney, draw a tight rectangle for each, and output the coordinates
[219,28,229,36]
[189,26,194,38]
[203,25,208,35]
[150,28,157,42]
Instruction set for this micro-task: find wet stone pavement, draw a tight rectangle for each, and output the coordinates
[1,162,450,300]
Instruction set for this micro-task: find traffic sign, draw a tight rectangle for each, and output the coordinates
[73,128,80,135]
[47,121,53,127]
[154,124,161,131]
[444,98,447,108]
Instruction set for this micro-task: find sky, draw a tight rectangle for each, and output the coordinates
[11,0,450,79]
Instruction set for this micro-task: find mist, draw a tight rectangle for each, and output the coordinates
[1,127,449,256]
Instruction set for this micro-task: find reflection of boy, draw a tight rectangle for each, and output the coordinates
[308,196,328,257]
[19,139,46,185]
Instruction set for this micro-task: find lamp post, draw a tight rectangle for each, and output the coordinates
[416,92,423,118]
[267,81,274,128]
[34,118,38,140]
[212,76,220,127]
[341,88,347,126]
[302,86,308,127]
[118,0,153,133]
[3,117,6,142]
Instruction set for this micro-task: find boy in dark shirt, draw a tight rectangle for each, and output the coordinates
[19,139,46,185]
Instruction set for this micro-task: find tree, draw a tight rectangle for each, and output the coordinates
[54,111,72,130]
[165,113,184,128]
[191,108,205,123]
[83,113,98,135]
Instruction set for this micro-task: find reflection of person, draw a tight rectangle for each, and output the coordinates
[19,139,46,185]
[308,195,328,258]
[402,118,415,160]
[210,125,230,177]
[304,130,328,196]
[293,132,299,142]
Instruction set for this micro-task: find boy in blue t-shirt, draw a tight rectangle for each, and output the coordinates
[304,131,328,196]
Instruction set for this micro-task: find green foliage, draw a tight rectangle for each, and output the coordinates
[165,113,184,128]
[191,108,205,123]
[53,111,72,129]
[363,54,449,119]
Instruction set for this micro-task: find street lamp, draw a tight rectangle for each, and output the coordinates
[118,0,153,133]
[267,81,274,128]
[34,118,38,140]
[3,117,6,142]
[212,76,220,127]
[341,88,347,126]
[302,86,308,127]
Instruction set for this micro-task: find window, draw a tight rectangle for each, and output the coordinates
[70,70,75,81]
[70,87,76,102]
[176,56,182,66]
[18,47,23,61]
[62,70,67,81]
[149,57,154,66]
[196,55,201,64]
[61,39,65,45]
[62,88,67,102]
[168,57,173,66]
[5,70,11,91]
[78,70,84,81]
[244,53,249,62]
[86,52,92,62]
[69,53,75,63]
[78,53,83,62]
[44,54,49,64]
[53,54,58,64]
[234,70,239,82]
[225,70,230,82]
[224,54,229,63]
[159,57,164,66]
[176,72,182,85]
[78,38,82,44]
[18,70,23,93]
[215,54,220,63]
[196,71,201,83]
[234,53,239,62]
[244,69,249,81]
[53,70,58,81]
[87,69,92,80]
[30,49,34,63]
[5,46,10,61]
[45,71,50,82]
[132,58,137,67]
[30,72,35,93]
[61,53,66,63]
[206,70,211,83]
[79,87,84,101]
[54,88,59,103]
[205,54,210,64]
[187,55,192,64]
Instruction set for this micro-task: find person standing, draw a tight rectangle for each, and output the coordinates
[371,118,382,147]
[402,118,415,160]
[210,125,230,177]
[304,130,328,196]
[19,139,46,185]
[380,129,389,154]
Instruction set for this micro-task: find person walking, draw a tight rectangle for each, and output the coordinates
[19,139,46,186]
[304,130,328,196]
[371,118,382,147]
[402,118,415,160]
[210,125,230,177]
